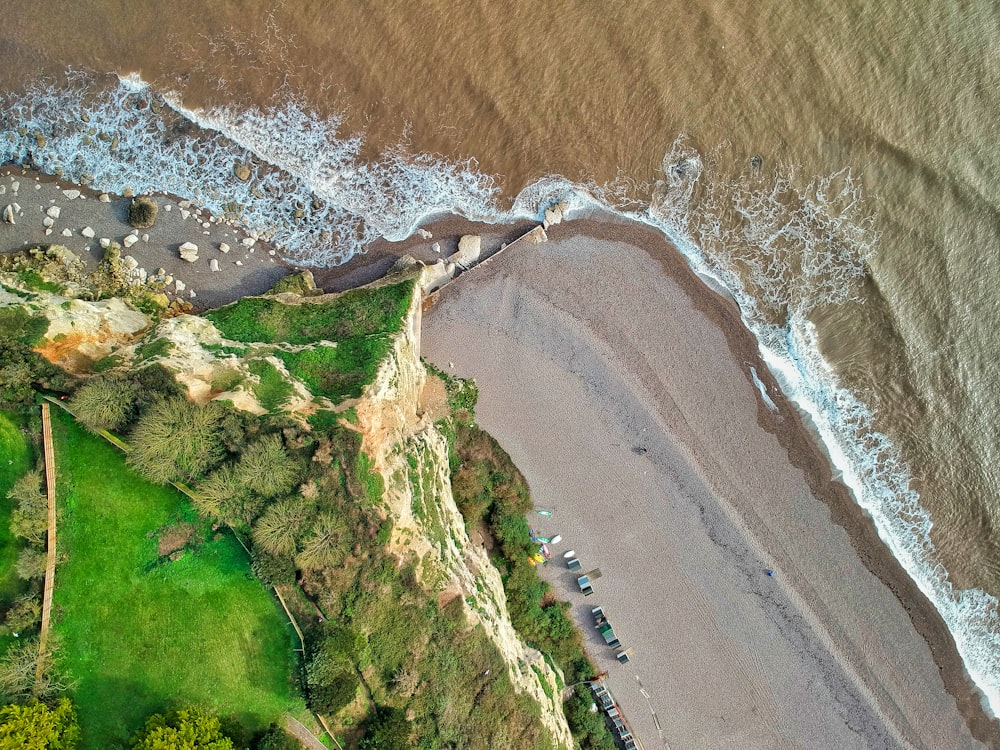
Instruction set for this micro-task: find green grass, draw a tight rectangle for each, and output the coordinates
[135,337,173,362]
[0,412,32,620]
[275,337,393,401]
[247,360,294,412]
[16,269,64,294]
[204,279,414,345]
[50,408,299,748]
[0,307,48,346]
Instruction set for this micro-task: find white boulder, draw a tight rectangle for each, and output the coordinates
[61,228,73,237]
[42,216,54,228]
[81,226,95,238]
[2,205,13,224]
[174,279,186,292]
[219,242,230,253]
[62,189,81,200]
[178,241,199,262]
[209,258,219,272]
[123,235,138,248]
[46,205,61,219]
[98,193,111,203]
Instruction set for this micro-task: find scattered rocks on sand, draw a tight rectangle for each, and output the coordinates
[81,226,95,238]
[2,205,13,224]
[178,241,199,262]
[219,242,230,253]
[46,205,61,219]
[209,258,219,272]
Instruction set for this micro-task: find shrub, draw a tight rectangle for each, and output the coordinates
[358,707,411,750]
[131,706,234,750]
[295,513,349,570]
[4,594,41,633]
[248,548,296,587]
[0,697,79,749]
[252,497,311,557]
[70,374,140,432]
[127,397,226,484]
[15,547,46,581]
[128,196,158,228]
[8,471,47,546]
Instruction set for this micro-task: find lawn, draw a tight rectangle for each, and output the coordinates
[0,412,32,629]
[49,408,300,748]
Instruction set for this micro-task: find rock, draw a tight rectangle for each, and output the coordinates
[123,188,133,198]
[11,203,20,214]
[123,234,138,248]
[142,234,149,242]
[35,133,47,149]
[189,290,196,299]
[235,260,243,266]
[42,216,54,228]
[0,186,5,195]
[123,255,139,271]
[417,228,433,239]
[219,242,230,253]
[543,205,563,228]
[178,200,191,209]
[202,221,210,229]
[81,226,95,238]
[241,237,255,248]
[178,241,199,262]
[174,279,186,292]
[448,234,482,267]
[445,262,456,275]
[61,228,73,237]
[164,204,171,211]
[62,189,81,200]
[148,293,170,309]
[98,193,111,203]
[2,205,13,224]
[10,182,18,193]
[209,258,219,272]
[46,205,61,219]
[233,162,252,181]
[163,275,173,286]
[99,238,111,249]
[431,242,441,253]
[44,228,52,236]
[525,225,548,244]
[137,268,147,283]
[180,209,190,220]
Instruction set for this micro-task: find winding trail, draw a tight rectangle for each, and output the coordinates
[36,402,57,681]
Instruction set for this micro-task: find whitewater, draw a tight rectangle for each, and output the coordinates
[2,72,998,716]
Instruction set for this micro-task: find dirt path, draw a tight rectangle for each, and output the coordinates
[282,714,330,750]
[37,402,57,680]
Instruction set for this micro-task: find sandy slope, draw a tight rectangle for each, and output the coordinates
[422,226,989,749]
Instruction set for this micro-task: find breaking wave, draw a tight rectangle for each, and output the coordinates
[2,74,998,715]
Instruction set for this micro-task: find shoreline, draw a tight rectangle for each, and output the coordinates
[420,214,999,747]
[3,164,997,744]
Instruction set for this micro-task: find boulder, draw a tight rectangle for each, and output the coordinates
[175,279,186,292]
[2,205,13,224]
[123,255,139,271]
[219,242,230,254]
[543,205,563,228]
[46,205,61,219]
[164,204,172,211]
[178,241,199,262]
[123,234,138,248]
[209,258,219,272]
[233,162,252,181]
[431,242,441,253]
[449,234,482,266]
[98,193,111,203]
[417,228,433,239]
[525,225,548,244]
[99,238,111,249]
[81,226,95,238]
[180,209,190,220]
[61,228,72,237]
[62,189,81,200]
[241,237,255,248]
[42,216,54,228]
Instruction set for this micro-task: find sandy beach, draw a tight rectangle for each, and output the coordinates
[421,217,999,749]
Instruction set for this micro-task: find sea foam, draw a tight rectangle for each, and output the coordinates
[3,73,998,716]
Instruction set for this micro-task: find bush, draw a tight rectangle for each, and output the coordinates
[15,547,46,581]
[0,697,79,749]
[128,196,158,228]
[4,594,41,633]
[131,706,234,750]
[248,548,296,587]
[358,707,411,750]
[127,397,226,484]
[70,374,140,432]
[8,471,47,546]
[254,724,299,750]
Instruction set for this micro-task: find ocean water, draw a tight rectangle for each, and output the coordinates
[2,0,999,717]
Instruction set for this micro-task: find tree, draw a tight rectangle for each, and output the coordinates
[4,595,41,634]
[0,638,65,703]
[131,706,234,750]
[7,472,47,546]
[295,513,349,570]
[0,697,79,750]
[127,398,225,483]
[15,548,46,581]
[70,375,139,432]
[237,435,299,499]
[358,707,411,750]
[252,497,311,557]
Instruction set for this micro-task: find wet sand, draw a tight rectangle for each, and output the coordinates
[421,216,998,749]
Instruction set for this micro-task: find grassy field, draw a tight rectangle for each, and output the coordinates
[49,408,300,748]
[0,412,32,632]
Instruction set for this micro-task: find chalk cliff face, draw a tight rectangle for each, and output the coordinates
[356,269,574,749]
